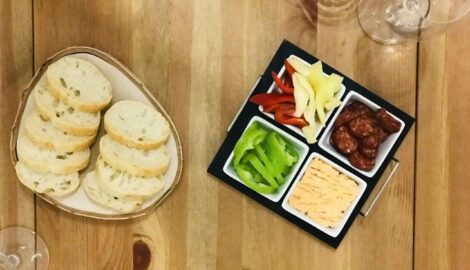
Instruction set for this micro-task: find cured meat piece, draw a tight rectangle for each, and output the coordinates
[375,108,401,133]
[332,126,358,155]
[334,110,360,129]
[361,133,380,148]
[350,101,374,118]
[377,128,389,143]
[349,151,375,171]
[359,145,378,159]
[347,116,379,138]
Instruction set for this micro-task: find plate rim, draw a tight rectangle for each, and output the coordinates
[9,46,184,220]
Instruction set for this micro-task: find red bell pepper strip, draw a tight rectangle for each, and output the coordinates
[263,102,294,113]
[249,93,294,108]
[271,71,294,94]
[274,106,309,128]
[284,59,296,77]
[284,76,293,88]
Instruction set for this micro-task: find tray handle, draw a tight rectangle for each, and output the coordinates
[359,158,400,217]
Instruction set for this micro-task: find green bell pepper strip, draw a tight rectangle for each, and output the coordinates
[284,141,299,166]
[234,164,276,194]
[268,132,298,167]
[245,153,279,189]
[264,141,287,177]
[266,132,290,167]
[233,122,268,166]
[254,145,285,185]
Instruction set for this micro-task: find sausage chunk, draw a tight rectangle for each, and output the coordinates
[350,101,374,118]
[361,133,380,148]
[347,116,379,138]
[349,151,375,171]
[377,128,389,143]
[334,109,359,129]
[359,145,379,159]
[331,126,358,155]
[375,108,401,133]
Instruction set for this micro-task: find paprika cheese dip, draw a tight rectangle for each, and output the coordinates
[282,153,367,237]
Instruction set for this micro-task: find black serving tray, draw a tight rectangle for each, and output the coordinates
[208,40,414,248]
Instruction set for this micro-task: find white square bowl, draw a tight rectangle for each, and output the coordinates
[281,152,367,238]
[258,54,346,140]
[318,91,405,178]
[223,116,309,202]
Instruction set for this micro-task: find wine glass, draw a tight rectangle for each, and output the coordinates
[0,227,49,270]
[358,0,470,44]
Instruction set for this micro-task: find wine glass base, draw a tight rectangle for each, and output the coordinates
[358,0,408,45]
[0,227,49,270]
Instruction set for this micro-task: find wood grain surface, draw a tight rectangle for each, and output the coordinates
[0,0,35,230]
[0,0,468,269]
[415,15,470,270]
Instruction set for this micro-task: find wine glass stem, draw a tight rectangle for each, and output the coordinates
[0,251,20,270]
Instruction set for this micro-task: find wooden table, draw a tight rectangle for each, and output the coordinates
[1,1,469,269]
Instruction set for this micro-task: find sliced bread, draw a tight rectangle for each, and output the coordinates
[34,82,100,136]
[99,134,169,177]
[46,56,112,112]
[95,156,164,199]
[16,135,90,174]
[15,161,80,197]
[83,171,143,213]
[104,100,170,149]
[25,110,95,152]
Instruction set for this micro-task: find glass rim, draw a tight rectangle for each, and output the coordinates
[414,0,470,25]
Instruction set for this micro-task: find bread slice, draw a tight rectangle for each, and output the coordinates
[95,156,164,199]
[15,161,80,197]
[104,100,170,149]
[46,56,112,112]
[99,134,169,177]
[25,110,95,152]
[16,135,90,174]
[34,82,100,136]
[83,171,143,213]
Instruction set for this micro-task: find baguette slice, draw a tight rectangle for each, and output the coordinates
[83,171,143,213]
[95,156,164,199]
[25,110,95,152]
[46,56,112,112]
[34,82,100,136]
[16,135,90,174]
[104,100,170,149]
[100,134,169,177]
[15,161,80,197]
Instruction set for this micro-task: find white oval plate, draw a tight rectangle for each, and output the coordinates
[10,47,183,220]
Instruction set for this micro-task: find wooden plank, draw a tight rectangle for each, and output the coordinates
[415,16,470,270]
[0,0,34,229]
[33,0,417,269]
